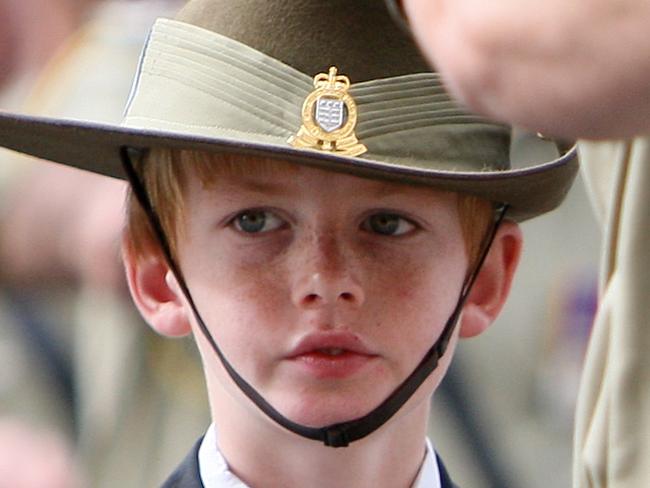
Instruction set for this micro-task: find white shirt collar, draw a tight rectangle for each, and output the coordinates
[198,423,441,488]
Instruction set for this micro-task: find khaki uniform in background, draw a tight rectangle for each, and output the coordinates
[574,139,650,487]
[1,1,209,486]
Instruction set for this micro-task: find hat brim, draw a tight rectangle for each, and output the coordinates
[0,111,578,222]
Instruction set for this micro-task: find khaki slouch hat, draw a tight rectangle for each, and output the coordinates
[0,0,577,221]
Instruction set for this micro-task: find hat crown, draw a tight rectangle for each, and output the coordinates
[175,0,431,81]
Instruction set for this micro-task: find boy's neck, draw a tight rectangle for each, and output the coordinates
[212,398,432,488]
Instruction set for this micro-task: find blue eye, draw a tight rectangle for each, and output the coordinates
[363,213,415,236]
[232,210,284,234]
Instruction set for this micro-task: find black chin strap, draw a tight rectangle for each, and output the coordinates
[121,147,508,448]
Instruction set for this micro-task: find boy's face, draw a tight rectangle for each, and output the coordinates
[128,159,521,429]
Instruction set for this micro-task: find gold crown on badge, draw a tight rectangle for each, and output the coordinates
[288,67,367,157]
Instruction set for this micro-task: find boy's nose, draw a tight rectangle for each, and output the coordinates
[292,271,365,309]
[290,234,365,309]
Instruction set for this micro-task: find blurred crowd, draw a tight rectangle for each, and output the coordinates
[0,1,209,487]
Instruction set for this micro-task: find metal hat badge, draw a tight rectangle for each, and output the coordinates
[289,67,367,156]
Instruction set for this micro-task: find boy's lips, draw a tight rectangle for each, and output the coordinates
[285,332,379,379]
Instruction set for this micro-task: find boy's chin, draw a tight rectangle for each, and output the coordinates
[272,392,384,429]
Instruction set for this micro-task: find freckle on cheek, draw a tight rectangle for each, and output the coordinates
[395,286,415,300]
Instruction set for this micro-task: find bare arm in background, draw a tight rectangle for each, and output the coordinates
[401,0,650,139]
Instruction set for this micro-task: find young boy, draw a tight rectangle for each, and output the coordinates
[0,0,578,486]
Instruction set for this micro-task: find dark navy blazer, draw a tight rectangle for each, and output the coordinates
[161,438,459,487]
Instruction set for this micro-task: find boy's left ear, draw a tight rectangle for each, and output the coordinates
[122,244,193,338]
[459,220,523,338]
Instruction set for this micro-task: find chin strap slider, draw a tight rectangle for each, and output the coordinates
[324,427,350,448]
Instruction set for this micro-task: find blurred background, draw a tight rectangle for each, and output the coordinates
[0,1,600,486]
[0,1,208,487]
[430,159,600,488]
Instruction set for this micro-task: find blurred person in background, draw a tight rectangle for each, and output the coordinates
[393,0,650,487]
[0,0,99,108]
[0,2,98,487]
[0,0,209,486]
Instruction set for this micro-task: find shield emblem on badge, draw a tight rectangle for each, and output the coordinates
[315,97,345,132]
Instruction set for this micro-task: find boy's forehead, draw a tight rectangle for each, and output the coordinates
[193,153,454,200]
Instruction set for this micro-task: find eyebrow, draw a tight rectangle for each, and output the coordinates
[214,170,431,201]
[219,176,299,197]
[369,181,424,199]
[232,177,407,197]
